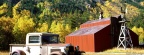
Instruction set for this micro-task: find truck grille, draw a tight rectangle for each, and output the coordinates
[51,49,61,52]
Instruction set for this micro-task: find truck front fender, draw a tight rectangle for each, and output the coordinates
[11,50,26,55]
[49,51,65,55]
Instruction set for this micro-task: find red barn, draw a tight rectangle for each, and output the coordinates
[65,15,139,52]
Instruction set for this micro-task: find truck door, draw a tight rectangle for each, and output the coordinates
[27,36,42,55]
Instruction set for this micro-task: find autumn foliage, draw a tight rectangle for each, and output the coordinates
[0,0,144,50]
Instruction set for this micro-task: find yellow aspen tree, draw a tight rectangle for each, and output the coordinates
[89,15,94,20]
[65,24,72,34]
[0,3,8,15]
[55,22,65,43]
[49,21,57,32]
[126,4,140,20]
[140,1,144,6]
[97,3,111,18]
[74,27,79,31]
[13,17,35,43]
[111,0,121,3]
[17,17,35,33]
[12,2,21,19]
[139,32,144,44]
[20,9,31,17]
[50,21,68,43]
[105,1,121,16]
[37,23,49,32]
[131,26,139,35]
[0,17,14,50]
[0,16,14,32]
[137,27,144,35]
[138,27,144,43]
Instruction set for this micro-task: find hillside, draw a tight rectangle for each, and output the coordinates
[0,0,144,50]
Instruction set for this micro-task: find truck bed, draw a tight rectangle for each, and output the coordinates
[9,44,26,53]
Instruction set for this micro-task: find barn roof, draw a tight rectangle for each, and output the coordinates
[82,18,110,24]
[80,18,111,28]
[67,15,121,36]
[67,24,109,36]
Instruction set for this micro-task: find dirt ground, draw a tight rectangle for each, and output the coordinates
[0,51,9,55]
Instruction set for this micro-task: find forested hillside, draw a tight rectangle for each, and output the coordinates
[0,0,144,50]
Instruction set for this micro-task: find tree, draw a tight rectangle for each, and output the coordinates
[97,2,111,18]
[49,20,57,33]
[13,10,35,43]
[131,26,139,35]
[49,21,65,43]
[0,3,8,17]
[129,10,144,28]
[137,27,144,34]
[49,21,72,43]
[140,1,144,6]
[36,22,49,32]
[125,4,140,21]
[64,24,72,35]
[12,1,21,20]
[0,16,14,50]
[20,0,36,13]
[139,32,144,44]
[51,0,86,13]
[131,26,144,44]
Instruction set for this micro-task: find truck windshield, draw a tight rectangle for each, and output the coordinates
[42,35,58,44]
[29,36,40,43]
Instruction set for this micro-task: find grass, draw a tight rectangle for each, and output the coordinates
[1,48,144,55]
[0,51,9,55]
[104,47,144,54]
[83,47,144,55]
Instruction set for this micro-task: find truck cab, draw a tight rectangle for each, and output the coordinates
[26,32,59,45]
[10,32,66,55]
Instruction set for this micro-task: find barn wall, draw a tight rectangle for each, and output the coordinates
[65,34,95,52]
[94,25,112,52]
[129,29,139,46]
[110,16,121,47]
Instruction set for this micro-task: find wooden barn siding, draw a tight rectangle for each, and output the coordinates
[65,26,139,52]
[80,20,110,28]
[129,29,139,46]
[94,25,112,52]
[65,34,95,52]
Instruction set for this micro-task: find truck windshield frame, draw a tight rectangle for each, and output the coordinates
[29,36,40,43]
[42,35,59,44]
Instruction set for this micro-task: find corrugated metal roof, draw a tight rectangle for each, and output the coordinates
[80,18,111,28]
[81,15,120,25]
[67,24,110,36]
[82,18,110,24]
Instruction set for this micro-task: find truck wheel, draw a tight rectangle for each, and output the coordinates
[12,50,26,55]
[50,51,65,55]
[12,52,20,55]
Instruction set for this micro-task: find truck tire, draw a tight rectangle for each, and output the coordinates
[50,51,65,55]
[12,52,20,55]
[12,50,26,55]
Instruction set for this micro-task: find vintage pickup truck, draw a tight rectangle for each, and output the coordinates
[9,32,68,55]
